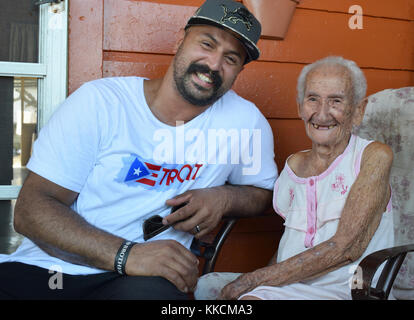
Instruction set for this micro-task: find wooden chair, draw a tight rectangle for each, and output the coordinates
[191,217,238,275]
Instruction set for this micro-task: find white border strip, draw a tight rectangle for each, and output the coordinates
[37,0,68,128]
[0,186,21,200]
[0,62,46,78]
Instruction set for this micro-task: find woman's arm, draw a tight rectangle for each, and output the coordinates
[221,141,393,299]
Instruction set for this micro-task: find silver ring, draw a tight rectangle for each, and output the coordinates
[195,225,201,233]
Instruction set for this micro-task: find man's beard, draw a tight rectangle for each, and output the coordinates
[173,61,225,107]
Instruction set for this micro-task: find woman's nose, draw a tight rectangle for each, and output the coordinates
[314,99,332,120]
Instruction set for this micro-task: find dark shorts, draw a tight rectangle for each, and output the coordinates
[0,262,189,300]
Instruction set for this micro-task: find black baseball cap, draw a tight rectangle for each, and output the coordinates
[185,0,262,64]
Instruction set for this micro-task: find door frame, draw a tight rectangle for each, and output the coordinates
[0,0,68,200]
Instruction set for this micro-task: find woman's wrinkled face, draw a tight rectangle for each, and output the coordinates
[299,65,359,148]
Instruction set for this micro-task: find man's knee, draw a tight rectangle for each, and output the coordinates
[94,275,189,300]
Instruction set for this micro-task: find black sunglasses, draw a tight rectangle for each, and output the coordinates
[143,203,187,241]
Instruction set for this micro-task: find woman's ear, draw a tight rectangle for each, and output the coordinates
[353,97,368,127]
[297,102,303,119]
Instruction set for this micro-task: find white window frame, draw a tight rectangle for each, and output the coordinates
[0,0,68,200]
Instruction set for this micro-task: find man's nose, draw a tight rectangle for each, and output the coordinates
[205,51,223,72]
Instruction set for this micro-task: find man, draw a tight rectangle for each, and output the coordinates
[195,56,394,300]
[0,0,277,299]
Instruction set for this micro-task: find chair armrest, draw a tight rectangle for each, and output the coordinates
[351,244,414,300]
[190,218,238,275]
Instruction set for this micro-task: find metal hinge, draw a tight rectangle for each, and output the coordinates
[33,0,62,6]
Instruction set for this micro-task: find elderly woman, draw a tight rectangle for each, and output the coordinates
[195,56,394,300]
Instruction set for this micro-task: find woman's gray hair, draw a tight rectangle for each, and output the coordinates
[296,56,367,106]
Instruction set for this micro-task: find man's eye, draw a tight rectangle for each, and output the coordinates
[225,56,237,65]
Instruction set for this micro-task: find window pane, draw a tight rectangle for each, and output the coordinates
[0,77,35,254]
[0,1,39,63]
[0,77,37,187]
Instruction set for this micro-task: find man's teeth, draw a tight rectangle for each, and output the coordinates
[312,123,336,130]
[196,72,212,84]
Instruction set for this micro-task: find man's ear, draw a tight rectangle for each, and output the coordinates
[173,28,186,54]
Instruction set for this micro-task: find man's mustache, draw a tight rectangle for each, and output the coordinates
[187,63,223,90]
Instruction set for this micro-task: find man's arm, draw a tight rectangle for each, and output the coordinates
[221,141,393,299]
[163,184,273,238]
[14,172,199,293]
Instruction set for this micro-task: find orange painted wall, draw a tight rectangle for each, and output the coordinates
[68,0,414,272]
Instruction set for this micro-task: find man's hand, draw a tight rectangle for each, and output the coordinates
[163,187,229,238]
[125,240,199,293]
[163,185,272,238]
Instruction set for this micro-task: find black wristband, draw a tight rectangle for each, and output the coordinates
[114,240,136,275]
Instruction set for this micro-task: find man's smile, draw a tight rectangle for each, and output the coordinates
[196,72,213,84]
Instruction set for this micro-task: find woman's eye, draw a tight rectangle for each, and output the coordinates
[331,99,343,106]
[202,41,212,48]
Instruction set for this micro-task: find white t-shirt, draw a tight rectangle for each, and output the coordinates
[0,77,278,275]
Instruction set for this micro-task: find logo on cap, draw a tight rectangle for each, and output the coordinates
[220,5,253,31]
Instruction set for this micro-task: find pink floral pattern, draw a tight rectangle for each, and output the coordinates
[289,188,295,207]
[331,174,348,195]
[355,87,414,299]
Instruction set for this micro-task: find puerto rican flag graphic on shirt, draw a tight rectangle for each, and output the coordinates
[117,155,203,191]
